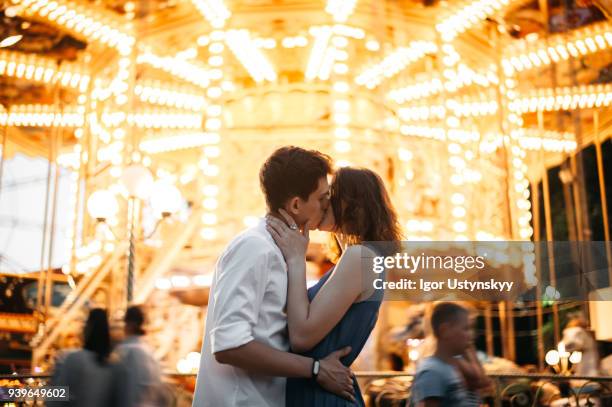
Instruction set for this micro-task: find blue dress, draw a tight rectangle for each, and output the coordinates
[286,261,384,406]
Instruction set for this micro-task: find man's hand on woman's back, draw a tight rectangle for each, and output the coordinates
[316,346,356,403]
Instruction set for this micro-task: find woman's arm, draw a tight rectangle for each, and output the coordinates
[266,215,373,353]
[285,246,367,352]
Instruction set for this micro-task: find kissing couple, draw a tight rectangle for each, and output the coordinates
[192,146,401,407]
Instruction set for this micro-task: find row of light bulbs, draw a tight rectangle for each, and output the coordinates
[191,0,231,29]
[137,52,213,89]
[509,84,612,113]
[398,123,578,153]
[517,128,577,153]
[0,50,89,91]
[398,100,499,121]
[388,64,498,104]
[0,104,83,127]
[355,41,438,89]
[225,30,277,83]
[18,0,134,54]
[325,0,358,23]
[134,82,207,111]
[198,36,225,242]
[396,84,610,122]
[127,111,203,129]
[502,21,612,74]
[436,0,510,42]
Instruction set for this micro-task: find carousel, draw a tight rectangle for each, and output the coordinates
[0,0,611,405]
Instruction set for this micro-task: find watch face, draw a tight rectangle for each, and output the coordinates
[314,361,320,375]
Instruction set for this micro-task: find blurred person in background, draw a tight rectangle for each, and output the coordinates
[49,308,126,407]
[116,305,167,407]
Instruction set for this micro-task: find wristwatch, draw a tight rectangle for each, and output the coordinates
[311,359,320,380]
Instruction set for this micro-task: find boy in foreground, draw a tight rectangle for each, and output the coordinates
[410,302,491,407]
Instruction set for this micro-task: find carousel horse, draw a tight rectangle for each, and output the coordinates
[561,319,601,377]
[549,319,606,407]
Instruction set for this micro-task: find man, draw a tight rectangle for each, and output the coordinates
[193,146,355,407]
[409,303,488,407]
[116,305,165,407]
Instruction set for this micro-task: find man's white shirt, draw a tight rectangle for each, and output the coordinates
[192,218,289,407]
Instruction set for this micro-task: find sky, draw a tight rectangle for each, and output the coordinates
[0,153,73,273]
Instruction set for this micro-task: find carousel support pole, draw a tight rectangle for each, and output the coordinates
[126,197,137,304]
[484,302,494,356]
[36,128,52,329]
[124,38,140,307]
[498,301,509,359]
[0,104,9,203]
[506,303,516,361]
[593,111,612,284]
[44,85,64,319]
[565,0,593,322]
[539,110,560,345]
[532,180,545,370]
[491,20,516,362]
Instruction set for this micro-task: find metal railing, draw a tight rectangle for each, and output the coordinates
[1,371,612,406]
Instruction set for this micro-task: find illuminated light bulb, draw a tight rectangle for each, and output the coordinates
[333,63,349,74]
[155,278,172,290]
[365,39,380,51]
[1,35,25,49]
[203,198,218,210]
[203,164,219,177]
[331,36,348,48]
[202,185,219,196]
[207,105,222,116]
[569,351,582,364]
[333,81,350,93]
[207,87,222,99]
[281,37,295,48]
[201,213,217,225]
[205,118,222,130]
[171,275,190,288]
[200,227,217,240]
[151,181,183,216]
[452,207,466,218]
[334,140,351,153]
[451,193,465,205]
[334,127,351,139]
[87,190,118,220]
[193,275,212,287]
[333,113,350,126]
[450,174,464,185]
[453,221,467,233]
[398,148,412,161]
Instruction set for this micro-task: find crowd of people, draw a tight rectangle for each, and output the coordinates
[48,306,165,407]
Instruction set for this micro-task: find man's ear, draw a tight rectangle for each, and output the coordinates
[285,197,301,216]
[437,322,450,340]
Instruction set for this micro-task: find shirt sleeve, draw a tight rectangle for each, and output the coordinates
[209,236,271,353]
[411,370,446,403]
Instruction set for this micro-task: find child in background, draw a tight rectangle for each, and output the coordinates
[409,302,490,407]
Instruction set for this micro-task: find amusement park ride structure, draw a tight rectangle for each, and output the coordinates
[0,0,610,372]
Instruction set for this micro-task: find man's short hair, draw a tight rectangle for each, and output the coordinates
[431,302,468,337]
[259,146,332,212]
[125,305,146,335]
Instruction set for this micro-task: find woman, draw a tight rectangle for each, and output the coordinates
[266,167,402,406]
[50,308,126,407]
